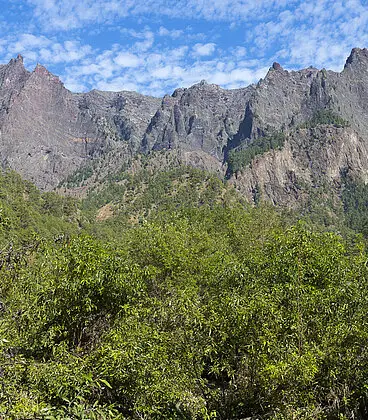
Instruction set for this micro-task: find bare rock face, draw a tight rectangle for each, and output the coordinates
[332,48,368,140]
[236,48,368,143]
[0,62,99,189]
[0,55,30,123]
[142,81,254,161]
[0,57,160,189]
[231,126,368,207]
[77,89,160,152]
[140,48,368,173]
[246,65,324,137]
[225,48,368,207]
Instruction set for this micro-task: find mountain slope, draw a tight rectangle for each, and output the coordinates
[0,56,160,189]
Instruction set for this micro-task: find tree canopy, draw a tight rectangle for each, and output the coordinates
[1,168,368,419]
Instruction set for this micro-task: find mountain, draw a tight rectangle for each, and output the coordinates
[1,48,368,214]
[0,55,160,189]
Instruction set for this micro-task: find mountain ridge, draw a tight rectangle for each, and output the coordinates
[0,48,368,213]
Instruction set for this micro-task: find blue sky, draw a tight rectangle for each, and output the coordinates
[0,0,367,96]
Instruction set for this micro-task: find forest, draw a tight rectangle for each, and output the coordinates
[1,167,368,419]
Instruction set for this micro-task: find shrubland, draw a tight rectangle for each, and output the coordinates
[0,167,368,419]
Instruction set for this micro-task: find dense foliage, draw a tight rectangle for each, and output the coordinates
[299,110,350,129]
[60,164,95,188]
[0,171,79,246]
[1,167,368,419]
[227,132,285,175]
[341,175,368,236]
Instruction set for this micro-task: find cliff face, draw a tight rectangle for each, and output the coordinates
[0,56,159,189]
[142,81,254,161]
[77,89,160,152]
[0,48,368,203]
[0,55,30,127]
[0,63,97,189]
[231,126,368,207]
[140,48,368,164]
[225,48,368,208]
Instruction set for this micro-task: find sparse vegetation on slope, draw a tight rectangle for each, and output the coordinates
[300,109,350,129]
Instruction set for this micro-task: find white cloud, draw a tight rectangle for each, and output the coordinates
[114,52,141,68]
[3,33,93,68]
[25,0,295,31]
[132,30,154,53]
[60,41,269,96]
[171,46,189,59]
[158,26,183,39]
[151,65,174,79]
[237,0,368,72]
[27,0,131,30]
[192,43,216,57]
[12,33,51,52]
[61,76,88,92]
[234,46,247,57]
[0,0,366,99]
[95,77,140,92]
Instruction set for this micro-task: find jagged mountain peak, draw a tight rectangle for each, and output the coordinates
[191,79,220,90]
[1,54,29,78]
[272,62,284,71]
[8,54,25,67]
[344,47,368,68]
[32,63,63,86]
[0,54,30,124]
[34,62,52,74]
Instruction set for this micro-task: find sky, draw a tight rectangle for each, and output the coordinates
[0,0,367,96]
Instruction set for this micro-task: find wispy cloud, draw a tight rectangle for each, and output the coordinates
[4,33,92,65]
[192,43,216,57]
[0,0,366,96]
[26,0,291,30]
[158,26,183,39]
[250,0,368,70]
[60,44,268,96]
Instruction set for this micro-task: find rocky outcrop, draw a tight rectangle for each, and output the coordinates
[225,48,368,207]
[0,56,159,189]
[0,55,30,124]
[142,81,254,161]
[231,126,368,207]
[77,89,160,152]
[0,62,99,189]
[140,48,368,179]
